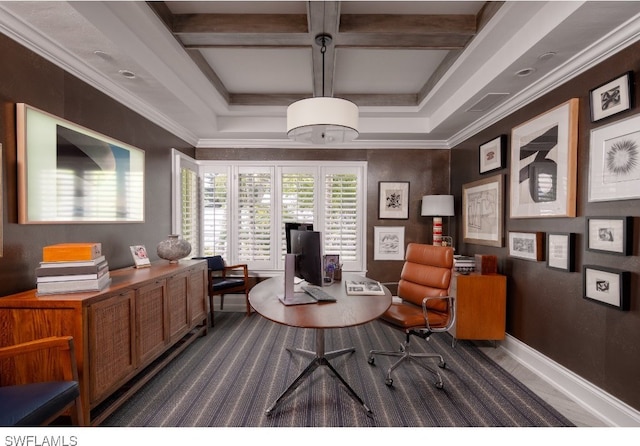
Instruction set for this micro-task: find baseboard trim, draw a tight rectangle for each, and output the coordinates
[502,334,640,427]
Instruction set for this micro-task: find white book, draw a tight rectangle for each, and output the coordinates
[344,280,385,296]
[36,274,111,295]
[37,270,109,283]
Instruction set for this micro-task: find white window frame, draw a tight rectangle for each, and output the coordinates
[172,149,201,256]
[172,154,367,274]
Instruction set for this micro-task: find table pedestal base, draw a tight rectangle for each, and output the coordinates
[265,328,373,417]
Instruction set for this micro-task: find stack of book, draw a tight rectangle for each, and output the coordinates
[453,255,476,273]
[36,243,111,295]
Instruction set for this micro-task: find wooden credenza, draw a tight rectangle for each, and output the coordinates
[449,272,507,343]
[0,259,208,425]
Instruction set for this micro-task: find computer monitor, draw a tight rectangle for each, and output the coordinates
[290,230,324,287]
[285,222,313,253]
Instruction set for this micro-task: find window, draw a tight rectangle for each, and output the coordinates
[172,151,200,256]
[174,155,367,273]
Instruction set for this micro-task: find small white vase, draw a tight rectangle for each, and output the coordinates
[157,234,192,263]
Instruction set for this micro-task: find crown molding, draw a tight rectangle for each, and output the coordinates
[447,11,640,148]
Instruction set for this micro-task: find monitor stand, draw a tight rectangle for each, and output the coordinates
[278,253,316,305]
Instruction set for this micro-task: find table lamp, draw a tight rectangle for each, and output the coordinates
[421,195,454,246]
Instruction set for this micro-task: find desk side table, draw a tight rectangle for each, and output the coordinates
[449,272,507,344]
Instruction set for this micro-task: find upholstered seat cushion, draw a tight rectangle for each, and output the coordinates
[0,381,80,426]
[212,278,246,290]
[381,301,450,330]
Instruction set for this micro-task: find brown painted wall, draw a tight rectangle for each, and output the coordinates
[196,148,451,282]
[0,33,193,296]
[451,41,640,410]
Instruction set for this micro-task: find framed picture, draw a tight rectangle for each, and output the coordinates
[323,254,340,274]
[509,98,579,218]
[586,216,633,255]
[462,174,504,247]
[588,113,640,202]
[508,231,544,261]
[130,245,151,268]
[589,72,633,122]
[583,265,630,310]
[546,232,575,272]
[16,103,145,224]
[373,226,405,260]
[479,135,506,174]
[378,181,409,219]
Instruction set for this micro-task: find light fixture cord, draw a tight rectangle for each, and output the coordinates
[321,37,326,97]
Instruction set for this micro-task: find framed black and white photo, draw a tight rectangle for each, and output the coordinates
[586,216,633,255]
[546,232,575,272]
[479,135,506,174]
[462,174,504,247]
[510,99,579,218]
[378,181,409,219]
[373,226,405,260]
[589,72,633,122]
[588,113,640,202]
[583,265,630,310]
[508,231,544,261]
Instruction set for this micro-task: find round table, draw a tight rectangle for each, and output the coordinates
[249,273,392,416]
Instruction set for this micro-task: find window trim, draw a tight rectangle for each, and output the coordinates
[173,155,367,274]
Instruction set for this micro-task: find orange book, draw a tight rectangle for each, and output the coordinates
[42,243,102,262]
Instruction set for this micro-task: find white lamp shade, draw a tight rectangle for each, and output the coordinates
[421,195,454,217]
[287,97,359,144]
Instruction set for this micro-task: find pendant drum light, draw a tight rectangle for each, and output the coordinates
[287,34,359,144]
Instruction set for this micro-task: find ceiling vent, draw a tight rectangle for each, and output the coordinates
[466,93,510,112]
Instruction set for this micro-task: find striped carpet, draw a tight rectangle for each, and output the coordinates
[101,312,573,427]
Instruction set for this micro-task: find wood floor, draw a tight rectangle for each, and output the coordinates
[475,341,607,427]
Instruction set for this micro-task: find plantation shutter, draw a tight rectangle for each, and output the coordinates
[281,169,316,257]
[202,170,229,257]
[237,167,273,264]
[180,167,199,255]
[323,171,360,264]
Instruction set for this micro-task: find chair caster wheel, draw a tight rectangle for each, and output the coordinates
[385,378,393,387]
[438,360,446,369]
[435,381,444,389]
[368,356,375,365]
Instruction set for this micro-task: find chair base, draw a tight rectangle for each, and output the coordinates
[368,342,446,388]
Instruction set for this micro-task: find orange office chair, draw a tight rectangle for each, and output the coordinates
[0,336,85,426]
[368,243,455,389]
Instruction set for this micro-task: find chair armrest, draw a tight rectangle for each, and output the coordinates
[0,336,79,383]
[222,264,249,279]
[421,296,456,333]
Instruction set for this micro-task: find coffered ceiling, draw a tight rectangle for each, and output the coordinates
[1,1,640,149]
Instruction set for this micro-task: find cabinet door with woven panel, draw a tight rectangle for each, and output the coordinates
[188,265,207,326]
[167,271,190,343]
[135,279,169,365]
[88,290,135,405]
